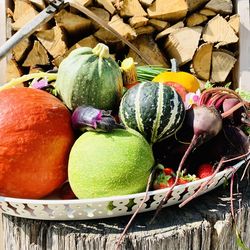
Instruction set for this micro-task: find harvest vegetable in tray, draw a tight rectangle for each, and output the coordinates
[0,43,249,242]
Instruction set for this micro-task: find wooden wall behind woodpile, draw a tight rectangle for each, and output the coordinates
[6,0,239,88]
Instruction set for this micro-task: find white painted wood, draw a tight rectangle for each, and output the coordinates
[0,0,8,83]
[235,0,250,91]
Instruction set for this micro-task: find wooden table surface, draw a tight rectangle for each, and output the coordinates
[1,176,250,250]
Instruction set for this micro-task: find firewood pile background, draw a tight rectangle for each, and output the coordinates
[6,0,240,87]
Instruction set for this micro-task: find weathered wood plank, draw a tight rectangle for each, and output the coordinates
[2,178,250,250]
[235,0,250,91]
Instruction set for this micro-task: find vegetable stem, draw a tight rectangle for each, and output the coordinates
[221,101,247,118]
[116,168,154,249]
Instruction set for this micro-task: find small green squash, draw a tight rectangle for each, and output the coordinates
[119,81,185,144]
[56,43,123,110]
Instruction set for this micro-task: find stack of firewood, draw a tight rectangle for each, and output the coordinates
[6,0,239,86]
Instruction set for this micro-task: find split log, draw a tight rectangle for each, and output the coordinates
[147,0,188,22]
[120,0,147,17]
[210,49,237,83]
[29,66,44,74]
[89,7,110,29]
[52,57,64,68]
[202,15,239,47]
[108,15,137,40]
[128,34,170,67]
[11,0,48,31]
[12,37,32,62]
[186,13,208,27]
[67,35,99,56]
[96,0,116,15]
[55,9,92,37]
[205,0,233,15]
[139,0,154,7]
[148,19,170,31]
[192,43,213,80]
[135,25,155,35]
[186,0,210,13]
[199,8,217,16]
[228,14,240,34]
[73,0,93,7]
[164,26,203,66]
[36,25,68,59]
[29,0,46,10]
[22,40,50,67]
[6,59,22,82]
[129,16,148,28]
[94,28,120,44]
[155,21,184,40]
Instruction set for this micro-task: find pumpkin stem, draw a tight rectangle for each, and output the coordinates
[92,43,110,59]
[0,73,57,91]
[170,58,179,72]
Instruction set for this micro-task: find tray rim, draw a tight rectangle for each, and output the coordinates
[0,157,247,206]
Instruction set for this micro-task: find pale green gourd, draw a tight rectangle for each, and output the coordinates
[56,43,123,110]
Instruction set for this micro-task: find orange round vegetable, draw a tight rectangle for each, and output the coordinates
[153,71,200,93]
[163,82,187,101]
[0,88,74,199]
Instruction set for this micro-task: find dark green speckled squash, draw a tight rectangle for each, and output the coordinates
[119,81,185,144]
[55,43,123,110]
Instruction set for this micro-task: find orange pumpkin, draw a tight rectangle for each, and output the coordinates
[0,88,74,199]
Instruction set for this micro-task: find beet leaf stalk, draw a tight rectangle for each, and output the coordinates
[179,152,250,208]
[115,168,155,250]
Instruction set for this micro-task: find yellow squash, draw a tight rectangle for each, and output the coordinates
[153,71,200,93]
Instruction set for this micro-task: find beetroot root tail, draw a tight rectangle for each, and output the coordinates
[115,169,154,250]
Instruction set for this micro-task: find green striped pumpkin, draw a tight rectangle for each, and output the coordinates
[55,43,123,110]
[119,81,185,144]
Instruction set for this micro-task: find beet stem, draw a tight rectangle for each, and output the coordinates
[115,168,154,250]
[179,151,250,208]
[221,102,247,118]
[179,157,226,208]
[150,134,199,223]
